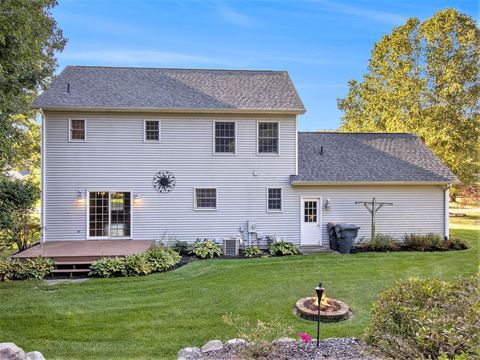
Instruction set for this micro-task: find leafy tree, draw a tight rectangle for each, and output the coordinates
[0,0,66,172]
[0,177,40,251]
[338,9,480,185]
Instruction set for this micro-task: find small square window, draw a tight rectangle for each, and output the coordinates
[70,119,86,141]
[267,188,282,211]
[144,120,160,142]
[195,188,217,210]
[214,122,235,154]
[258,122,279,154]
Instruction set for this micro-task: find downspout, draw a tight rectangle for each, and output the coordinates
[39,108,46,244]
[444,184,450,240]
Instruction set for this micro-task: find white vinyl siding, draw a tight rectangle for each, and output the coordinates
[43,112,296,242]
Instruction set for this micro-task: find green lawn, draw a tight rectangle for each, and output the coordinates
[0,227,478,360]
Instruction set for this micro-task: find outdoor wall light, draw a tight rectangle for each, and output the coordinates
[315,282,325,348]
[133,193,140,201]
[76,189,85,201]
[325,199,331,210]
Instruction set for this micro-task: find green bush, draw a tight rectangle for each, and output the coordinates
[268,240,299,256]
[404,233,468,251]
[0,256,53,281]
[89,246,182,278]
[365,276,479,360]
[172,241,190,256]
[89,257,127,278]
[356,233,401,252]
[124,253,153,276]
[190,239,222,259]
[145,245,181,271]
[243,246,262,258]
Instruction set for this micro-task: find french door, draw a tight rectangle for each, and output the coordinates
[88,191,131,239]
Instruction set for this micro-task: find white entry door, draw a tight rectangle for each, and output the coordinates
[301,198,321,246]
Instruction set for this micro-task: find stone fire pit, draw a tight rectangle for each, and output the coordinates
[295,296,350,322]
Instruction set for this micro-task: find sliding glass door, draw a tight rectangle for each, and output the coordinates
[88,191,131,238]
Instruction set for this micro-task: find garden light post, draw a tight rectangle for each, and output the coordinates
[315,283,325,348]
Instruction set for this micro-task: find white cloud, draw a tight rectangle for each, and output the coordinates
[216,3,254,27]
[59,50,217,66]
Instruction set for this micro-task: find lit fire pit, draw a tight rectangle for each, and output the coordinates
[295,291,350,322]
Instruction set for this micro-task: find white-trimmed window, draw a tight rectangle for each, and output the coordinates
[258,122,279,154]
[69,119,86,141]
[144,120,160,142]
[267,188,282,212]
[194,188,217,210]
[214,121,236,154]
[88,191,131,238]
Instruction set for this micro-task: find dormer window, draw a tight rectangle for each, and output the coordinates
[214,121,236,154]
[144,120,160,142]
[69,119,86,141]
[258,122,279,154]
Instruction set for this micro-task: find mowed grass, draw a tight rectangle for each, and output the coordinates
[0,227,478,360]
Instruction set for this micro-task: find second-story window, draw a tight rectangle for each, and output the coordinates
[144,120,160,142]
[69,119,86,141]
[258,122,279,154]
[214,121,236,154]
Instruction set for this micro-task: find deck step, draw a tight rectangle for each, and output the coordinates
[54,261,92,265]
[51,269,90,274]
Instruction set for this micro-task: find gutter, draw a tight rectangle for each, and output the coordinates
[31,105,306,115]
[291,180,455,186]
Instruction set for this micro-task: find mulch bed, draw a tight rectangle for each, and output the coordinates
[201,338,380,360]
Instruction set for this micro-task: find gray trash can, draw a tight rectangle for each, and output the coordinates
[335,223,360,254]
[327,223,339,251]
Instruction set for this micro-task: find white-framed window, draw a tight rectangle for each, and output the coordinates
[258,122,279,154]
[267,188,282,212]
[144,120,161,142]
[69,118,86,141]
[194,188,217,210]
[213,121,236,154]
[87,191,132,238]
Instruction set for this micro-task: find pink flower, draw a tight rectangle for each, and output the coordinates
[297,332,312,343]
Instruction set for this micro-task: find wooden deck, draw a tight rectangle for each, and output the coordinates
[13,240,154,262]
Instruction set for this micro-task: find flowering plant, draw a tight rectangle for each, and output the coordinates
[297,332,312,343]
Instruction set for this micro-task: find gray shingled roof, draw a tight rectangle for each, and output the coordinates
[33,66,305,113]
[292,132,457,183]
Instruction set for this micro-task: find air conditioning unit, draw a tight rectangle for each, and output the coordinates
[223,238,239,257]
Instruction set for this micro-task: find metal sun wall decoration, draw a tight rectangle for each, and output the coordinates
[153,171,176,193]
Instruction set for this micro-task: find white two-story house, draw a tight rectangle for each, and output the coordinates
[31,66,457,251]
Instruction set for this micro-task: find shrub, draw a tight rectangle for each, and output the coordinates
[190,239,222,259]
[124,253,153,276]
[356,233,400,252]
[243,246,262,258]
[365,276,479,360]
[449,236,469,250]
[404,233,467,251]
[268,240,299,256]
[172,241,190,256]
[145,244,181,271]
[223,313,294,358]
[0,256,53,281]
[89,257,127,278]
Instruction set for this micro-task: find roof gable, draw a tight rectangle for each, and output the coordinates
[293,132,457,184]
[33,66,305,113]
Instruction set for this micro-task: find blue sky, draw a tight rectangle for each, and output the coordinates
[53,0,478,130]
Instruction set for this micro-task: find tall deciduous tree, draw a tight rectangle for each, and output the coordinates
[0,0,66,173]
[338,9,479,185]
